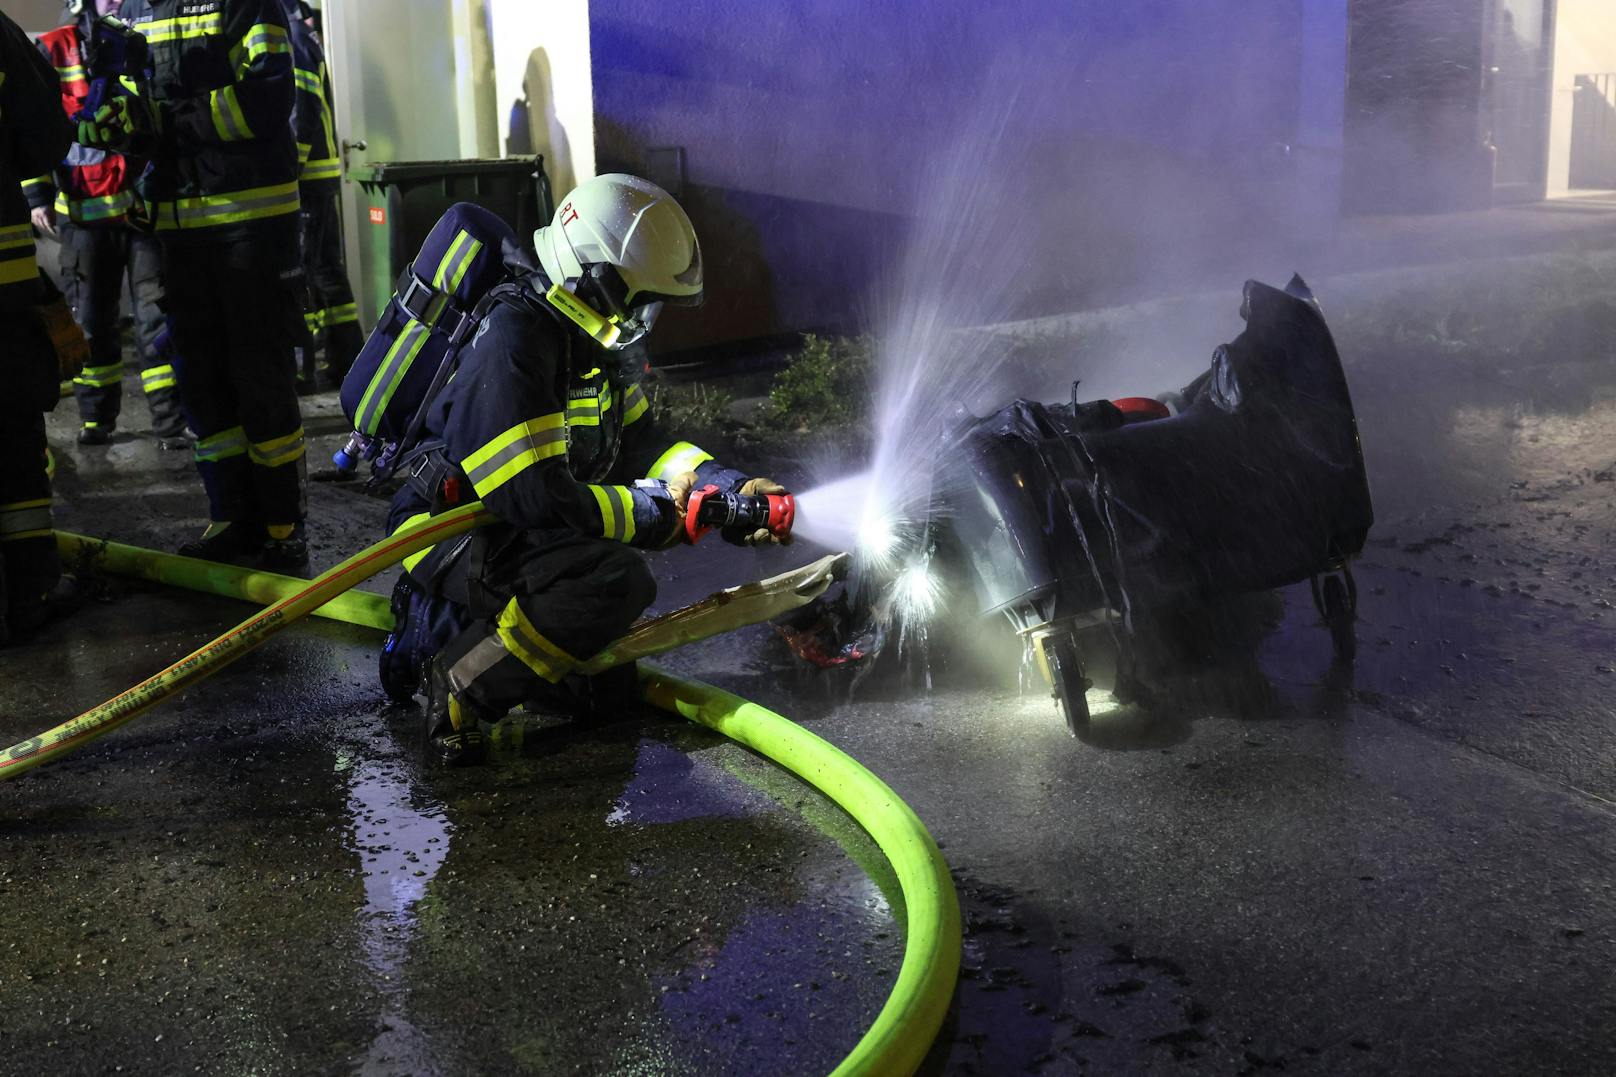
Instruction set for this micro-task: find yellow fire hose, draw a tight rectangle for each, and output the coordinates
[1,503,494,780]
[57,530,396,631]
[642,669,960,1077]
[2,502,960,1076]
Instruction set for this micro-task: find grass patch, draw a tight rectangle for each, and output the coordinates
[644,379,734,442]
[767,333,874,430]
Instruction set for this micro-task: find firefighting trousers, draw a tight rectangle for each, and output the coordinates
[299,194,362,382]
[0,300,61,606]
[59,223,185,435]
[430,526,657,716]
[162,236,308,526]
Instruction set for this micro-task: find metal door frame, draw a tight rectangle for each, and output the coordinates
[1482,0,1559,204]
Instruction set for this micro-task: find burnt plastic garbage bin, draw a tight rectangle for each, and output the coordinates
[351,155,554,324]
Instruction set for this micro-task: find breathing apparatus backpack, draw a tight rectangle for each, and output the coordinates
[333,202,523,483]
[334,198,658,491]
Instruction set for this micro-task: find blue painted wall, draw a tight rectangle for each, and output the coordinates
[591,0,1348,350]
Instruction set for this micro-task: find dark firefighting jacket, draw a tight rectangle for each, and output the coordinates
[120,0,299,242]
[287,14,338,194]
[25,20,141,226]
[388,289,746,556]
[1,11,74,305]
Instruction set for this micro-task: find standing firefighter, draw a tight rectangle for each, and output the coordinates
[0,9,77,641]
[122,0,309,570]
[283,0,359,390]
[28,0,188,448]
[379,175,792,766]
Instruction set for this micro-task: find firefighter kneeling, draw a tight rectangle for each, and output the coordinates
[380,175,791,766]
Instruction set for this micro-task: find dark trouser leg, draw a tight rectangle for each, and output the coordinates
[235,275,308,528]
[437,531,657,717]
[0,257,60,629]
[0,410,58,614]
[166,235,307,527]
[0,302,62,614]
[166,243,252,523]
[127,232,185,437]
[301,195,362,383]
[63,223,127,429]
[323,318,365,388]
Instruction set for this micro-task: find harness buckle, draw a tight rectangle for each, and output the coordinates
[398,271,439,324]
[405,447,466,513]
[444,306,478,345]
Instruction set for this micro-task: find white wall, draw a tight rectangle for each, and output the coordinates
[323,0,466,322]
[1547,0,1616,195]
[321,0,589,318]
[486,0,595,196]
[323,0,466,165]
[8,0,65,34]
[450,0,500,159]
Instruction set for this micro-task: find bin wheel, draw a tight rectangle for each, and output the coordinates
[1320,574,1356,663]
[1045,631,1094,739]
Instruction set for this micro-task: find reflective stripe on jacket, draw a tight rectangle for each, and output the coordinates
[28,22,137,225]
[1,10,74,306]
[288,17,339,195]
[121,0,299,239]
[384,289,741,549]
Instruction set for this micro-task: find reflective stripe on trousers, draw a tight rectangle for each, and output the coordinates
[73,363,123,389]
[0,499,53,542]
[194,426,249,463]
[449,598,581,690]
[248,427,306,468]
[141,365,177,393]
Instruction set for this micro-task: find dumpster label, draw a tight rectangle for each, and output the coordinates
[369,207,386,225]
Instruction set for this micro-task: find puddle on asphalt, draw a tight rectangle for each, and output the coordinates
[651,905,871,1062]
[608,738,777,826]
[608,735,904,922]
[315,718,909,1074]
[335,744,453,1075]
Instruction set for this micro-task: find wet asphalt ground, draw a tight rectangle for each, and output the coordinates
[3,247,1616,1075]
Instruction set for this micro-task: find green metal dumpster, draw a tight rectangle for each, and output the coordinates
[350,156,554,325]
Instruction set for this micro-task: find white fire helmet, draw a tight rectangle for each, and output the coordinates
[533,173,703,350]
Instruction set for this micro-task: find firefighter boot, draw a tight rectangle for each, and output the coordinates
[260,523,310,574]
[422,657,489,767]
[380,576,472,704]
[380,574,425,703]
[6,575,84,638]
[179,522,266,564]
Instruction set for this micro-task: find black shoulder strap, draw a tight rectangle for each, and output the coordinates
[374,273,576,486]
[371,280,517,485]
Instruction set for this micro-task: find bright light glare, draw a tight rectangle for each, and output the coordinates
[894,560,941,622]
[859,509,900,569]
[1084,689,1120,718]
